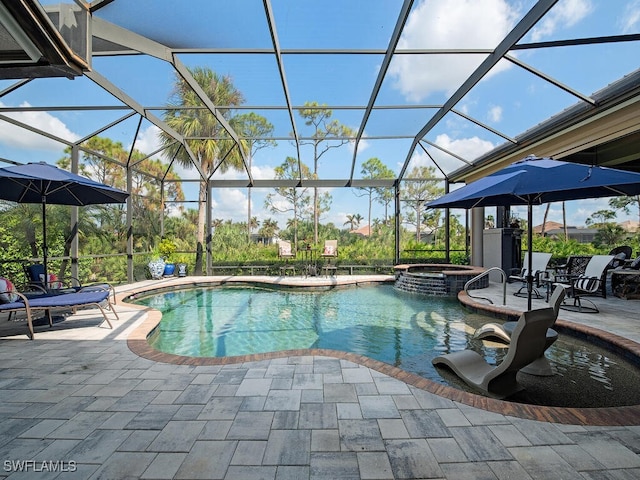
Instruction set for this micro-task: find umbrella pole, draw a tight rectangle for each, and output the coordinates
[41,197,48,290]
[527,202,533,310]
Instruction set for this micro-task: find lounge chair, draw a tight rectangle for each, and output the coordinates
[278,240,296,276]
[555,254,614,313]
[432,306,557,399]
[321,240,338,277]
[509,252,552,299]
[0,287,118,339]
[23,262,116,303]
[473,285,566,376]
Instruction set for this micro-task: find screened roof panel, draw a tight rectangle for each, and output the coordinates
[0,0,638,190]
[90,55,177,107]
[385,53,490,105]
[92,0,273,49]
[363,107,438,138]
[398,0,532,50]
[0,75,120,107]
[514,42,640,97]
[176,53,288,106]
[282,54,385,107]
[455,59,587,139]
[272,0,404,50]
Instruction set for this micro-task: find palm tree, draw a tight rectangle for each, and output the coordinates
[159,67,245,273]
[344,213,363,230]
[258,218,279,241]
[248,216,259,238]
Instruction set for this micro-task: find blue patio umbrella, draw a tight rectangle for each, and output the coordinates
[427,155,640,308]
[0,162,129,286]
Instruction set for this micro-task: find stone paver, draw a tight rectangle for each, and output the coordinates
[0,276,638,479]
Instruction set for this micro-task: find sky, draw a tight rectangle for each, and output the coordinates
[0,0,639,232]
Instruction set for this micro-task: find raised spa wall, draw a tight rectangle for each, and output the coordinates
[394,264,487,296]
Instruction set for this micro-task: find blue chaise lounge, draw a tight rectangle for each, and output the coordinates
[0,288,118,339]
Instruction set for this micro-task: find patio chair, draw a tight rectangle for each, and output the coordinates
[321,240,338,277]
[608,246,633,269]
[508,252,552,299]
[22,262,116,303]
[0,284,118,339]
[473,285,566,376]
[432,306,556,399]
[278,240,296,276]
[555,254,614,313]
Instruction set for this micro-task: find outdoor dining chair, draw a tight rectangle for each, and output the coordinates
[555,254,614,313]
[278,240,296,276]
[509,252,552,299]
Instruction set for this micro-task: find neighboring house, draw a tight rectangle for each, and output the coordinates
[251,234,277,245]
[619,220,639,233]
[534,219,637,243]
[350,225,371,237]
[533,221,565,234]
[543,227,598,243]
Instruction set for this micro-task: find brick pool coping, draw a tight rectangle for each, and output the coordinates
[121,277,640,426]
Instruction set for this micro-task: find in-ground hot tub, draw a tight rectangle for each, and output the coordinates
[394,264,487,296]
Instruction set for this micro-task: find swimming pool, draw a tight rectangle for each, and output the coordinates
[134,283,640,408]
[141,284,471,362]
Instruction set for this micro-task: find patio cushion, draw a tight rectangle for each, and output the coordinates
[25,264,44,282]
[0,277,18,303]
[0,290,109,312]
[610,252,627,269]
[38,273,63,289]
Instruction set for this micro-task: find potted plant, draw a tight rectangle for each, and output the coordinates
[158,238,177,276]
[173,254,190,277]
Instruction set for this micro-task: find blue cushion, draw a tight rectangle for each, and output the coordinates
[26,264,45,282]
[0,290,109,311]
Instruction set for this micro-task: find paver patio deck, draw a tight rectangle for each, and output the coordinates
[0,275,639,479]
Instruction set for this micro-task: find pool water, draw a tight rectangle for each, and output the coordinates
[141,284,471,362]
[136,284,640,407]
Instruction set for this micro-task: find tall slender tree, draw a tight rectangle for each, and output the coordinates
[297,102,354,243]
[401,166,444,241]
[265,157,313,248]
[355,157,395,230]
[233,112,276,242]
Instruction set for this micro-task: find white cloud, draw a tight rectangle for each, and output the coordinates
[133,125,162,158]
[436,133,495,159]
[620,0,640,33]
[530,0,593,42]
[251,164,275,180]
[389,0,520,102]
[409,133,495,174]
[0,101,79,150]
[488,105,503,123]
[212,188,248,220]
